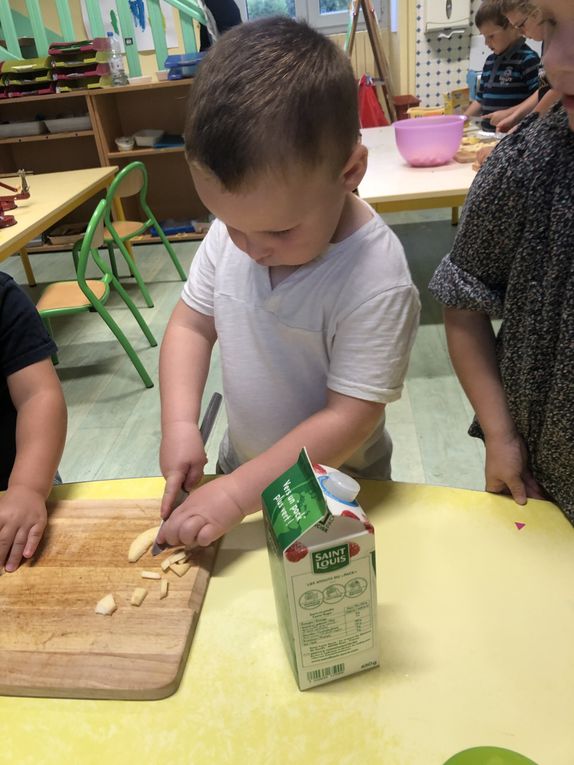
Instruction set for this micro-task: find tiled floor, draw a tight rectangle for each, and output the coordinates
[2,208,486,492]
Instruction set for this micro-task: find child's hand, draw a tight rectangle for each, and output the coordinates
[160,421,208,519]
[494,114,518,133]
[0,485,48,572]
[156,476,245,548]
[484,432,546,505]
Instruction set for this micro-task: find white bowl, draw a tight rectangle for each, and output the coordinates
[115,136,135,152]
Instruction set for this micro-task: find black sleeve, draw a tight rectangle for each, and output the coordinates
[0,272,57,377]
[200,0,242,49]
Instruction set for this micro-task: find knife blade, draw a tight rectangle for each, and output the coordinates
[151,392,223,555]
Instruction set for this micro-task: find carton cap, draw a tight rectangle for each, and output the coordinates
[323,472,360,503]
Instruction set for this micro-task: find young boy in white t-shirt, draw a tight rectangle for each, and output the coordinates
[157,17,420,549]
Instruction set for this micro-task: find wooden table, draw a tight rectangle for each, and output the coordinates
[1,477,572,764]
[359,125,477,224]
[0,167,118,286]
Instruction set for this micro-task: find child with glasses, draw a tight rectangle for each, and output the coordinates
[465,0,540,131]
[485,0,560,133]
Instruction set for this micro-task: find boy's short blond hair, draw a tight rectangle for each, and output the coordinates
[184,17,360,191]
[475,0,510,28]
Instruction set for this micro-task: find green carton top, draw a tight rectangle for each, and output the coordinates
[262,449,327,551]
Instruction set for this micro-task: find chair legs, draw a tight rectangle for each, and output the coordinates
[41,316,60,365]
[108,273,158,350]
[108,237,155,309]
[105,242,120,279]
[88,292,156,389]
[148,213,187,281]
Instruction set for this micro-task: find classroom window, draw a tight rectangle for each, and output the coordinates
[235,0,387,35]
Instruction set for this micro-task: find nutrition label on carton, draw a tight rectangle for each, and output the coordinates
[292,557,375,667]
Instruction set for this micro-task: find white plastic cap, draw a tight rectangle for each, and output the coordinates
[323,471,360,503]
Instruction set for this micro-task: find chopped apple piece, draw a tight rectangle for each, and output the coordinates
[160,557,172,572]
[130,587,148,606]
[95,593,117,615]
[168,549,188,565]
[141,570,161,580]
[160,579,169,599]
[128,526,161,563]
[170,561,192,577]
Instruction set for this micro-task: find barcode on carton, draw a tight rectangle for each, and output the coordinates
[307,664,345,683]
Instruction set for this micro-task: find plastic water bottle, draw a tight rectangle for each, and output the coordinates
[107,31,129,87]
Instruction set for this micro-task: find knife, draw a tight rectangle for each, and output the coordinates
[151,392,223,555]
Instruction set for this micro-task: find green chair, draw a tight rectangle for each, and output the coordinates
[101,162,187,309]
[37,198,157,389]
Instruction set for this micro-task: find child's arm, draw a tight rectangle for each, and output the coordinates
[159,299,217,517]
[534,87,561,117]
[157,390,385,548]
[443,307,545,503]
[464,100,482,118]
[0,359,66,572]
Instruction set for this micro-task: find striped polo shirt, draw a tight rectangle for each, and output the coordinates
[477,39,540,131]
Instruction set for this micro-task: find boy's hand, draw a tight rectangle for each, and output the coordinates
[156,475,245,548]
[0,485,48,572]
[486,108,514,127]
[160,421,208,519]
[484,432,546,505]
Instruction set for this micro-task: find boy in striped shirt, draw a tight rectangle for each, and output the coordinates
[465,0,540,131]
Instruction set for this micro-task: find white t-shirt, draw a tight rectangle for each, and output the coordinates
[181,207,420,477]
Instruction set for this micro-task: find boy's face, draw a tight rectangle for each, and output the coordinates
[479,20,521,54]
[505,8,543,41]
[535,0,574,129]
[190,158,361,268]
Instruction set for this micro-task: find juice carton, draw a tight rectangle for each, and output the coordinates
[262,448,379,690]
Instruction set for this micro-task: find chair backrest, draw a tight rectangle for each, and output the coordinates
[105,162,148,203]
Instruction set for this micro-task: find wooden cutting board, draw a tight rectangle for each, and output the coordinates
[0,498,218,700]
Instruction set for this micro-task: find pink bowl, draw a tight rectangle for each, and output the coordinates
[394,115,465,167]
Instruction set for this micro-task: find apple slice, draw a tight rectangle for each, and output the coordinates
[128,526,160,563]
[130,587,148,607]
[95,593,117,615]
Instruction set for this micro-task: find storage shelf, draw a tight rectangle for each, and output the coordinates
[0,130,94,145]
[25,231,204,253]
[107,146,185,158]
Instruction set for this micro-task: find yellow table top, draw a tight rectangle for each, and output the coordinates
[358,126,476,207]
[1,477,573,765]
[0,167,117,259]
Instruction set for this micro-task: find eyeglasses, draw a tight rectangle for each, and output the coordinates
[512,11,534,32]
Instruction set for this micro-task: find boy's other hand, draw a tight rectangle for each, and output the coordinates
[160,421,208,519]
[486,108,514,127]
[0,485,48,572]
[484,432,546,505]
[157,476,245,548]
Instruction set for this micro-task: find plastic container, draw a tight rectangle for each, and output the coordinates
[394,115,465,167]
[107,32,129,87]
[164,52,204,80]
[127,75,152,85]
[44,115,92,133]
[114,135,135,152]
[0,120,45,138]
[133,129,164,147]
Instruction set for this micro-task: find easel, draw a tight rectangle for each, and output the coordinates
[345,0,397,123]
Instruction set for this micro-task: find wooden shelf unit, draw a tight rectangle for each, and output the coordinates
[1,80,208,243]
[0,130,95,145]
